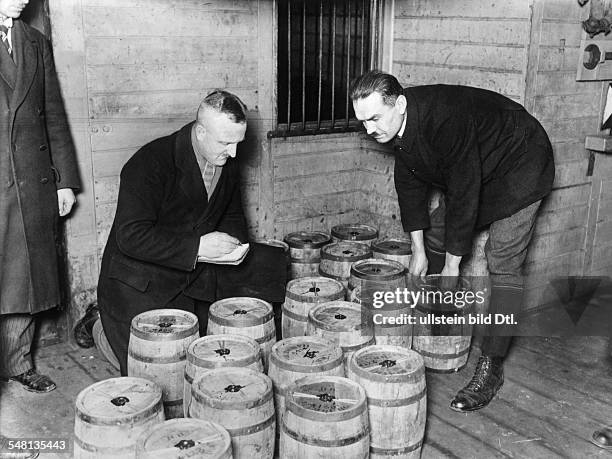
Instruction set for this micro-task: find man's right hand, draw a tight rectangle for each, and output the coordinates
[409,250,429,277]
[198,232,242,259]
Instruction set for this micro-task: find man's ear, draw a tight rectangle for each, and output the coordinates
[195,122,206,138]
[396,95,407,115]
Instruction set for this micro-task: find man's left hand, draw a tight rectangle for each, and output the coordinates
[57,188,76,216]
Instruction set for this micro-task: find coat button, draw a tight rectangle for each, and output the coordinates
[6,179,13,188]
[40,177,49,184]
[39,145,47,151]
[37,107,43,115]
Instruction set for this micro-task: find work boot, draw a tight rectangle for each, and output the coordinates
[9,368,56,393]
[73,303,100,348]
[450,355,504,412]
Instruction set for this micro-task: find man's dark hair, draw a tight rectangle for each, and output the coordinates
[200,90,248,123]
[349,70,403,106]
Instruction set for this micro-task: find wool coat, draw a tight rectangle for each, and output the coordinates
[394,85,555,256]
[0,20,79,315]
[97,122,286,325]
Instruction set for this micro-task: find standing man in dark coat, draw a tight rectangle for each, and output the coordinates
[351,70,554,412]
[0,0,80,392]
[90,90,286,375]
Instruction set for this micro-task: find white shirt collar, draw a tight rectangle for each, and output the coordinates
[1,17,13,28]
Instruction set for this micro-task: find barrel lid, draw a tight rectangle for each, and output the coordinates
[136,418,231,458]
[411,275,473,314]
[331,223,378,241]
[130,309,199,341]
[254,238,289,252]
[286,277,345,303]
[209,297,273,327]
[75,377,162,426]
[284,231,331,249]
[270,336,343,372]
[308,301,369,332]
[350,258,406,281]
[188,334,261,367]
[285,376,366,421]
[349,345,425,383]
[372,238,412,255]
[191,367,272,410]
[321,242,372,261]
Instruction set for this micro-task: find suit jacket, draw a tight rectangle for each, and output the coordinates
[0,20,79,314]
[394,85,555,256]
[98,122,286,323]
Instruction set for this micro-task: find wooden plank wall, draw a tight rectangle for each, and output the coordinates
[521,0,601,308]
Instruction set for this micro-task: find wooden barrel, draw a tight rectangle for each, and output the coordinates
[372,238,412,271]
[412,275,474,372]
[348,257,406,296]
[135,418,232,459]
[307,301,374,370]
[207,297,276,371]
[346,345,426,458]
[282,276,346,338]
[74,377,165,458]
[128,309,199,419]
[268,336,344,442]
[190,367,275,459]
[284,231,331,279]
[184,334,264,417]
[319,242,372,288]
[331,223,379,246]
[280,375,369,458]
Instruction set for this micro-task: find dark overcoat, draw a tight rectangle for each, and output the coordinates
[98,122,286,325]
[0,21,80,315]
[394,85,555,256]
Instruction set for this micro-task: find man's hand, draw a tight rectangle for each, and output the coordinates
[57,188,76,217]
[439,252,462,290]
[409,250,428,277]
[198,231,241,259]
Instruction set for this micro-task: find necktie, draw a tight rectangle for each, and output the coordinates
[0,24,12,59]
[202,161,215,195]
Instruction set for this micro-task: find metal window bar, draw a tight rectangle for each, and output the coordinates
[272,0,379,138]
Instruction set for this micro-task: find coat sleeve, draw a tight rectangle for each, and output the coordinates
[394,150,431,233]
[42,36,80,190]
[114,155,201,272]
[436,111,482,256]
[215,165,249,243]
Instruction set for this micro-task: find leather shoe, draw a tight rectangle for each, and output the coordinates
[592,427,612,449]
[450,355,503,412]
[9,369,56,393]
[74,303,100,348]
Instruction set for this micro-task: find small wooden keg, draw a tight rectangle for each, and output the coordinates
[74,377,165,458]
[135,418,232,459]
[282,276,346,338]
[128,309,199,419]
[331,223,379,246]
[284,231,331,279]
[349,259,412,349]
[268,336,344,440]
[372,238,412,270]
[184,334,264,417]
[412,275,474,372]
[346,345,426,458]
[348,257,406,296]
[190,367,275,459]
[207,297,276,371]
[319,242,372,288]
[280,375,369,458]
[307,301,374,370]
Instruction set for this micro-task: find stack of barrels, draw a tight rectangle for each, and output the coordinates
[73,222,476,458]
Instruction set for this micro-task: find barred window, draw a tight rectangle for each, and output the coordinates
[274,0,382,137]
